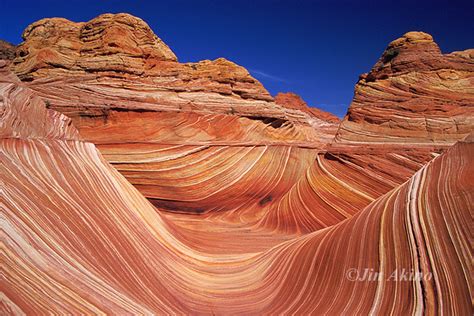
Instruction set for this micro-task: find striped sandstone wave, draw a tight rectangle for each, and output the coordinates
[2,13,473,314]
[2,66,472,312]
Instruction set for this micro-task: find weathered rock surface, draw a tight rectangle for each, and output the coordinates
[335,31,474,145]
[12,14,344,141]
[14,13,176,78]
[12,13,331,144]
[0,40,16,60]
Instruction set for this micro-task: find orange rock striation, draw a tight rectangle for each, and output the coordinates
[1,14,473,314]
[9,13,347,209]
[2,60,472,312]
[335,31,474,145]
[274,92,340,143]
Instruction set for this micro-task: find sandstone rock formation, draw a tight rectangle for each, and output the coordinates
[274,92,340,143]
[14,13,176,78]
[335,31,474,145]
[275,92,340,123]
[2,64,472,311]
[8,13,344,208]
[2,13,473,315]
[4,14,472,230]
[12,14,331,144]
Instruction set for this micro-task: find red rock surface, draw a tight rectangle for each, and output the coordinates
[335,31,474,145]
[8,13,342,206]
[274,92,340,143]
[2,72,472,312]
[2,14,473,314]
[275,92,340,123]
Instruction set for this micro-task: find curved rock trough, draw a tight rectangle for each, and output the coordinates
[1,14,473,314]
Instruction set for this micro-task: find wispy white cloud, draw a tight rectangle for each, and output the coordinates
[249,69,288,83]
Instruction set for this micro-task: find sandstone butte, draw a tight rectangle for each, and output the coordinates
[334,31,474,145]
[1,13,473,314]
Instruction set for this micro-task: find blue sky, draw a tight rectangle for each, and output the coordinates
[1,0,472,117]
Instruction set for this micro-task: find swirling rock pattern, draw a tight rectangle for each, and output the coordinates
[2,70,472,312]
[2,14,473,314]
[0,61,78,140]
[9,14,344,205]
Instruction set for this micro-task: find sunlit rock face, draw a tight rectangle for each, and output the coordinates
[13,13,176,78]
[9,13,338,212]
[2,13,473,314]
[274,92,340,143]
[335,31,474,145]
[11,13,318,139]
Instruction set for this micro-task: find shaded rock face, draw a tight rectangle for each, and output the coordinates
[335,31,474,145]
[0,40,16,60]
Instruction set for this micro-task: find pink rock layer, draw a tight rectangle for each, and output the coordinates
[2,62,472,312]
[1,14,473,314]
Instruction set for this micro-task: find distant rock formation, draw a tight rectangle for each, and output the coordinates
[274,92,340,143]
[275,92,340,123]
[335,31,474,145]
